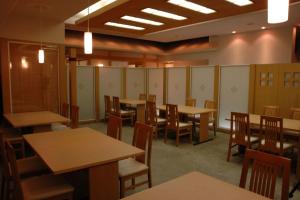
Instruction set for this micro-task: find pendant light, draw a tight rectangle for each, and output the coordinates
[38,5,45,63]
[84,0,93,54]
[268,0,289,24]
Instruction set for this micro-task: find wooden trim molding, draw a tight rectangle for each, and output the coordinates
[248,64,256,113]
[0,39,11,113]
[69,48,77,106]
[214,65,220,127]
[94,67,100,121]
[163,68,168,104]
[186,66,191,99]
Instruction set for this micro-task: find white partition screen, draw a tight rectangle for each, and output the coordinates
[99,67,122,119]
[167,67,186,105]
[148,68,164,105]
[191,66,214,107]
[77,67,95,121]
[219,65,250,129]
[126,68,145,99]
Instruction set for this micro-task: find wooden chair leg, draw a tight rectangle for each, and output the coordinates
[120,178,125,198]
[213,122,216,137]
[148,170,152,188]
[227,140,232,162]
[189,128,192,144]
[164,129,168,144]
[131,178,135,189]
[176,130,179,146]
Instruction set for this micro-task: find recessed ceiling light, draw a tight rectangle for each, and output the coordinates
[226,0,253,6]
[232,30,237,34]
[261,26,266,30]
[121,15,164,26]
[142,8,187,20]
[168,0,216,14]
[65,0,117,24]
[105,22,145,30]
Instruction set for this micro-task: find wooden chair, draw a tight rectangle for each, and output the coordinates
[204,100,217,136]
[227,112,259,161]
[148,94,156,103]
[263,105,280,117]
[0,130,48,200]
[107,115,122,140]
[164,104,193,146]
[6,142,74,200]
[185,98,196,107]
[119,122,153,198]
[104,95,113,121]
[258,115,294,155]
[70,105,79,129]
[62,102,69,118]
[239,149,290,200]
[139,93,147,100]
[290,107,300,120]
[145,101,166,138]
[112,96,135,126]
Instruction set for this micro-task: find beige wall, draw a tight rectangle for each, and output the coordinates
[0,15,65,44]
[165,26,294,66]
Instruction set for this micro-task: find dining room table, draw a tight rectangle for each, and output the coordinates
[119,99,146,122]
[23,127,144,200]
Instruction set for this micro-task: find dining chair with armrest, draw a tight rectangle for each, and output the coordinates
[145,101,166,138]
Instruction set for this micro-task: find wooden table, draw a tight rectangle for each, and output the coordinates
[4,111,69,132]
[157,105,216,144]
[120,99,146,122]
[122,171,270,200]
[24,127,144,200]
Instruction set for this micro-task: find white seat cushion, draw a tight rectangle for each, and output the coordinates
[119,158,148,177]
[51,123,68,131]
[232,134,259,143]
[260,139,294,149]
[178,122,192,128]
[22,174,73,199]
[120,110,135,115]
[157,117,166,123]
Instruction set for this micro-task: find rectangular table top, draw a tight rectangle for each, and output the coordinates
[4,111,69,128]
[120,99,146,105]
[122,171,269,200]
[157,105,216,115]
[24,127,144,174]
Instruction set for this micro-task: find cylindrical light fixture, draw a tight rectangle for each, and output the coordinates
[38,49,45,64]
[84,31,93,54]
[268,0,289,24]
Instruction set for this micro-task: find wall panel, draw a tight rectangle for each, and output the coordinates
[126,68,145,99]
[148,68,164,105]
[219,65,249,128]
[167,67,186,105]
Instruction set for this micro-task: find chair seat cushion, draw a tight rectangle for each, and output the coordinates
[232,134,259,143]
[260,139,294,149]
[157,117,166,124]
[119,158,148,177]
[17,156,48,177]
[120,110,135,115]
[51,123,69,131]
[22,174,74,199]
[179,122,192,128]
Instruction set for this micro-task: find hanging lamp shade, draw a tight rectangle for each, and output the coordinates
[38,49,45,64]
[84,31,93,54]
[268,0,289,24]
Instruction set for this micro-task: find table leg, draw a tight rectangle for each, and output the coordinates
[33,125,51,133]
[89,162,118,200]
[194,113,214,145]
[136,104,145,122]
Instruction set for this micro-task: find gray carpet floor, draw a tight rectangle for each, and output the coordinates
[82,122,300,199]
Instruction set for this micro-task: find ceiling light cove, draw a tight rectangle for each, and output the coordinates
[168,0,216,14]
[142,8,187,20]
[105,22,145,30]
[121,16,164,26]
[226,0,253,6]
[65,0,117,24]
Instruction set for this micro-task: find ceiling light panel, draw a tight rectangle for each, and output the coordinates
[121,15,164,26]
[168,0,216,14]
[142,8,187,20]
[226,0,253,6]
[65,0,117,24]
[105,22,145,30]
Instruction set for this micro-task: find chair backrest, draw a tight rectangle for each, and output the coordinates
[61,103,69,118]
[166,104,179,129]
[290,107,300,120]
[71,105,79,129]
[185,98,196,107]
[230,112,250,146]
[204,100,216,120]
[145,101,157,126]
[139,93,147,100]
[132,122,153,166]
[0,130,11,180]
[239,149,290,200]
[263,105,280,117]
[148,94,156,103]
[259,115,283,154]
[112,96,121,116]
[104,95,112,115]
[107,115,122,140]
[6,142,23,200]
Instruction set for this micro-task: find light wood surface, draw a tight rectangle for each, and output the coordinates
[120,99,146,105]
[4,111,69,128]
[122,171,270,200]
[24,127,144,174]
[120,99,146,122]
[157,105,215,115]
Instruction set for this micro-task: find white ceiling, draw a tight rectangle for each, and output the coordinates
[1,0,300,42]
